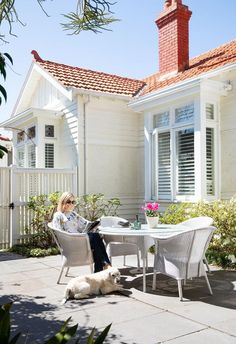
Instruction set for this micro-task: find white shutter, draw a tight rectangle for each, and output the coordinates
[45,143,54,168]
[151,131,158,199]
[206,128,215,195]
[176,128,195,195]
[206,103,214,120]
[158,131,171,199]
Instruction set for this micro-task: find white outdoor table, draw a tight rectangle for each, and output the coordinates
[99,224,188,292]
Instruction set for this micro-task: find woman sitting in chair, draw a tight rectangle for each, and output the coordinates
[52,191,111,273]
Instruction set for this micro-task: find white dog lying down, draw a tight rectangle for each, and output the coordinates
[62,267,123,304]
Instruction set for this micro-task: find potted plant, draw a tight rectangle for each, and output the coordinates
[142,202,160,228]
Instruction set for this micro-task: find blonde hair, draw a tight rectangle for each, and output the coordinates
[57,192,75,212]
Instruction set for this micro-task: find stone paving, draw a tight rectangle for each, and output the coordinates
[0,252,236,343]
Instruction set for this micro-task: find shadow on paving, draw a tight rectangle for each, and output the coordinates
[0,252,25,261]
[0,294,127,344]
[120,267,236,309]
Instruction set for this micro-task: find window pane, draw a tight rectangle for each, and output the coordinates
[176,128,195,195]
[175,103,194,123]
[206,103,214,120]
[17,148,24,167]
[206,128,215,195]
[153,112,169,128]
[158,132,171,198]
[27,126,36,139]
[45,143,54,168]
[28,144,36,168]
[17,131,25,143]
[45,125,54,137]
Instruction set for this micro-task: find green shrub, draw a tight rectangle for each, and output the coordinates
[15,192,122,257]
[25,191,62,249]
[159,200,236,268]
[0,302,111,343]
[76,193,121,221]
[10,245,60,257]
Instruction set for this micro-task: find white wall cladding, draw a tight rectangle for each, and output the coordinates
[220,73,236,199]
[59,101,78,167]
[76,96,144,218]
[31,77,64,109]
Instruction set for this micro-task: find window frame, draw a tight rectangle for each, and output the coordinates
[151,102,196,202]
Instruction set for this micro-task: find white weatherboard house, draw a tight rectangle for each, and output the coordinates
[2,0,236,216]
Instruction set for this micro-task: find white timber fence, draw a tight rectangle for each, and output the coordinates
[0,165,77,249]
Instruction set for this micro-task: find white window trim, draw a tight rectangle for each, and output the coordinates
[149,103,197,202]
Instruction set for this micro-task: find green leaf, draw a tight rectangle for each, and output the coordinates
[0,144,8,153]
[0,145,8,159]
[9,332,21,344]
[0,303,12,342]
[0,84,7,101]
[45,317,78,344]
[4,53,13,65]
[86,327,96,343]
[94,323,112,344]
[0,63,6,79]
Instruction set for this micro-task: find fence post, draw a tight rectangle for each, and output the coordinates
[9,165,18,247]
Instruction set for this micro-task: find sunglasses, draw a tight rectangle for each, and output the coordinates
[66,200,76,205]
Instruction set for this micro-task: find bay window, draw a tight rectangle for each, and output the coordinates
[152,103,195,201]
[151,101,218,201]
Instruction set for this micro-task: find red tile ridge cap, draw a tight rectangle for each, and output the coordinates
[189,38,236,62]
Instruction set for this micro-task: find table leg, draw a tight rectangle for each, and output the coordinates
[143,253,146,292]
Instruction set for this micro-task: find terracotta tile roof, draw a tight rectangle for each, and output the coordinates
[141,39,236,96]
[31,51,146,97]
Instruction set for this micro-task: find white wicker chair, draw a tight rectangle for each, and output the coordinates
[48,222,94,284]
[152,226,216,301]
[100,216,140,267]
[178,216,214,272]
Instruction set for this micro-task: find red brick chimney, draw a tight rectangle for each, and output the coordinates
[156,0,192,75]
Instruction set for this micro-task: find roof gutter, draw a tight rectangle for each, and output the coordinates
[129,61,236,111]
[72,88,133,101]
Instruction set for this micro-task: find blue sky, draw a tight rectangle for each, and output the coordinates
[1,0,236,130]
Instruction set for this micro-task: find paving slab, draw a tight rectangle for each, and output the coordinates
[0,251,236,344]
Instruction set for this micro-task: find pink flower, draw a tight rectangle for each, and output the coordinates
[152,203,159,211]
[142,202,160,217]
[146,203,153,210]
